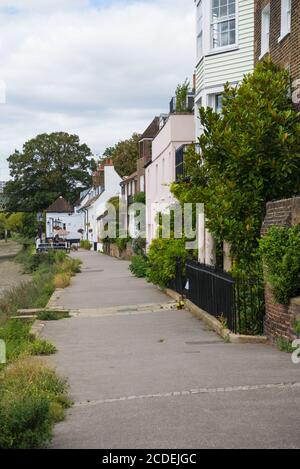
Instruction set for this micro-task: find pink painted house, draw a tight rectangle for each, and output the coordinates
[145,113,195,246]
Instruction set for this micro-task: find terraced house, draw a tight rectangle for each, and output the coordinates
[194,0,255,266]
[254,0,300,109]
[194,0,254,135]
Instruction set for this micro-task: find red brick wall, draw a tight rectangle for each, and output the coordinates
[261,197,300,342]
[254,0,300,110]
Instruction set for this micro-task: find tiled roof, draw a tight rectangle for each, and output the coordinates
[46,197,74,213]
[140,117,160,140]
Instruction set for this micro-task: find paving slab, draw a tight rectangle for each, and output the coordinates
[50,251,168,309]
[42,250,300,449]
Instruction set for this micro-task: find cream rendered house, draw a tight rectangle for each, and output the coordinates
[146,113,195,246]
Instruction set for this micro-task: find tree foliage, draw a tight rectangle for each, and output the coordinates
[5,132,96,212]
[105,133,140,178]
[172,60,300,264]
[175,78,190,112]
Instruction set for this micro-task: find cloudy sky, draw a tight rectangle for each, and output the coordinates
[0,0,195,180]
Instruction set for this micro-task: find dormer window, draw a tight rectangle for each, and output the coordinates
[211,0,236,49]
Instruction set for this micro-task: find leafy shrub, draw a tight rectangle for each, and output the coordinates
[129,255,148,278]
[54,273,71,289]
[26,339,56,356]
[171,60,300,267]
[0,394,52,449]
[80,240,91,250]
[146,238,194,287]
[259,226,300,304]
[276,336,297,354]
[133,192,146,204]
[132,237,146,256]
[0,359,70,449]
[116,237,131,253]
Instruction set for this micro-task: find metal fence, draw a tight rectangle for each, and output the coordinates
[170,259,265,335]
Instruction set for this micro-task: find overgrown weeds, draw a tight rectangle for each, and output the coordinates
[0,358,71,449]
[0,320,56,365]
[0,246,77,449]
[0,248,81,319]
[36,311,70,321]
[276,336,297,354]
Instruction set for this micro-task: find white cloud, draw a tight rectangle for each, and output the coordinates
[0,0,195,179]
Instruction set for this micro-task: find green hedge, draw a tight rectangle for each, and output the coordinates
[259,225,300,305]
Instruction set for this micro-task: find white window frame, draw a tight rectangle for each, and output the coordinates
[196,0,203,60]
[207,92,223,113]
[279,0,291,42]
[260,3,270,58]
[140,175,145,193]
[210,0,237,51]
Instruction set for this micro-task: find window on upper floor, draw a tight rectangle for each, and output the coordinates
[280,0,291,40]
[211,0,236,49]
[261,3,270,57]
[140,175,145,193]
[196,0,203,59]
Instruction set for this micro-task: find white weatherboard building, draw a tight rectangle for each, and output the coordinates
[46,196,84,242]
[194,0,254,267]
[194,0,254,137]
[79,162,122,250]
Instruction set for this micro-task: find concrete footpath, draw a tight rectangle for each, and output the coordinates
[42,251,300,449]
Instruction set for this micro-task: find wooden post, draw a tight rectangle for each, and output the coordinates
[205,228,216,266]
[223,241,232,272]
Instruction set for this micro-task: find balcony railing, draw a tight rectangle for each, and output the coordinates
[170,92,195,114]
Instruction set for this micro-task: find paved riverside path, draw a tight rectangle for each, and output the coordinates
[42,251,300,449]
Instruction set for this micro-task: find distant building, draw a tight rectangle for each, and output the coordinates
[0,181,6,194]
[46,196,84,243]
[254,0,299,109]
[120,117,160,238]
[78,159,122,250]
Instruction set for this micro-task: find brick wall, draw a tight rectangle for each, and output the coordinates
[261,196,300,342]
[254,0,300,110]
[261,197,300,235]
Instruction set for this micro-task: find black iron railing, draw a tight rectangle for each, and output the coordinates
[169,259,265,335]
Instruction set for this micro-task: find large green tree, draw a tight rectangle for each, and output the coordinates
[5,132,96,212]
[105,133,140,177]
[172,60,300,265]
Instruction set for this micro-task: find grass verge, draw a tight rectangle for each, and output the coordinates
[0,248,81,320]
[0,246,80,448]
[0,358,71,449]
